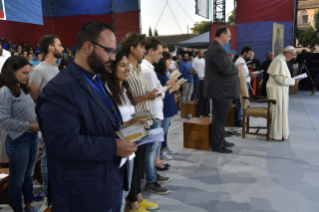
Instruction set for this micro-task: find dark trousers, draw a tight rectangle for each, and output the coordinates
[193,73,200,99]
[234,98,242,124]
[196,80,209,117]
[211,99,232,149]
[128,144,146,202]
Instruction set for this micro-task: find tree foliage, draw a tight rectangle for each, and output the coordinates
[154,29,159,36]
[190,21,212,34]
[298,27,319,52]
[298,9,319,52]
[148,27,153,37]
[227,9,236,25]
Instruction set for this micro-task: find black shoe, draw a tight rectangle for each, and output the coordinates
[235,121,242,127]
[164,163,170,168]
[156,166,169,171]
[224,141,235,147]
[212,146,233,153]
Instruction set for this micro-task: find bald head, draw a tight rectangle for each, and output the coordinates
[198,50,204,58]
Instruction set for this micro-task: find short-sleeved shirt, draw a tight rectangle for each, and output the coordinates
[235,57,250,83]
[128,63,153,127]
[29,62,59,94]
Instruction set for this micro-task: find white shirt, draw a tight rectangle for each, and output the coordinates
[0,49,11,73]
[169,61,177,70]
[118,88,136,123]
[191,57,197,74]
[141,59,165,120]
[194,57,205,80]
[235,56,250,83]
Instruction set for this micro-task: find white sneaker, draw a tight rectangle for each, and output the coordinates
[160,152,172,160]
[164,148,178,154]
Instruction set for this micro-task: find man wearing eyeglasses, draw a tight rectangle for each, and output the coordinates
[36,21,137,212]
[266,46,300,141]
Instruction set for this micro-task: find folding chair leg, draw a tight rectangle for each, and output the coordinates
[242,116,245,138]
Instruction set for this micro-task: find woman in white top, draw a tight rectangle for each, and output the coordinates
[102,51,156,212]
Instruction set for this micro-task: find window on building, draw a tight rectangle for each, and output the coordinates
[303,15,309,23]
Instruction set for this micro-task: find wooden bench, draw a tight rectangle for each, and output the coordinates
[184,118,211,151]
[0,168,11,206]
[0,151,43,185]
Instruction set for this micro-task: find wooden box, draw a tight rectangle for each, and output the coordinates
[181,101,197,118]
[225,103,236,127]
[184,118,211,151]
[289,83,299,95]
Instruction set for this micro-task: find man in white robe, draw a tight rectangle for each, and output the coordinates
[266,46,300,140]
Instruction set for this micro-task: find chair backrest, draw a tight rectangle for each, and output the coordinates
[238,70,249,109]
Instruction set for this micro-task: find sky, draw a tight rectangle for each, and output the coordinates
[141,0,235,36]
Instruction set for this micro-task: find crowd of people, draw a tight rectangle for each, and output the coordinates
[0,22,315,212]
[0,21,212,212]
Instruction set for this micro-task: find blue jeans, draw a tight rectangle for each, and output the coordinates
[120,159,134,212]
[41,138,48,197]
[5,132,39,212]
[160,117,172,150]
[193,74,200,99]
[144,119,162,183]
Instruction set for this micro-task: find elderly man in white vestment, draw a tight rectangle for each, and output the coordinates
[266,46,300,140]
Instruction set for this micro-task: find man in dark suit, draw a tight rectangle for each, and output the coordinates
[36,21,137,212]
[203,26,244,153]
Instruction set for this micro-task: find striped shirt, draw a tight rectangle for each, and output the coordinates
[0,86,37,141]
[128,63,153,127]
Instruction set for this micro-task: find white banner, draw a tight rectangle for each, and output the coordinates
[195,0,210,19]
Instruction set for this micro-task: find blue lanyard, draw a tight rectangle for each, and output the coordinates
[83,73,122,127]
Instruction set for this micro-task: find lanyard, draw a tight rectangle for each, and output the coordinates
[83,73,122,127]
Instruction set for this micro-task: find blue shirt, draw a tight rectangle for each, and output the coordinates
[156,72,177,118]
[179,61,194,83]
[31,61,41,67]
[35,47,41,52]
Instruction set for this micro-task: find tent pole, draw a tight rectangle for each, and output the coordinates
[50,0,55,34]
[111,0,114,27]
[292,0,298,47]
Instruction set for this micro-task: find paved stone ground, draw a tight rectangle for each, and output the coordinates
[1,91,319,212]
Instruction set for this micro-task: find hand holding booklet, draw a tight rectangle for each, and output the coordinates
[117,124,164,167]
[116,122,149,143]
[155,85,170,95]
[176,78,188,86]
[294,73,308,80]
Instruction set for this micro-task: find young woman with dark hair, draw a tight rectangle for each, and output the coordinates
[101,51,152,212]
[58,56,73,71]
[0,56,41,212]
[154,51,180,164]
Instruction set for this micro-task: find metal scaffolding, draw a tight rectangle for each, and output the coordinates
[213,0,226,25]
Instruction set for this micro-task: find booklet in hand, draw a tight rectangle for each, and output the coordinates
[169,69,182,80]
[131,111,155,121]
[176,78,188,86]
[254,70,264,75]
[155,85,170,95]
[294,73,308,80]
[116,122,150,143]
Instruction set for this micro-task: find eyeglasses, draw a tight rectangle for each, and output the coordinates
[90,41,118,57]
[288,51,296,58]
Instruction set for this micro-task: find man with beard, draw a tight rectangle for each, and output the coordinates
[28,35,64,205]
[35,22,137,212]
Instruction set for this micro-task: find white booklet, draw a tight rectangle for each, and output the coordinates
[254,70,264,75]
[115,122,149,143]
[176,78,188,86]
[169,69,182,79]
[294,73,308,80]
[131,111,155,121]
[155,85,170,95]
[136,127,164,147]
